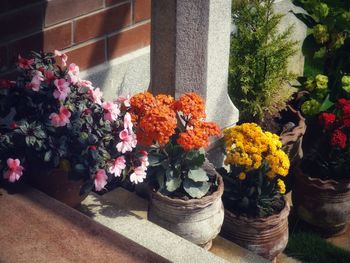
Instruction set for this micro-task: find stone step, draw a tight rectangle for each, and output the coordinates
[78,187,269,263]
[0,186,167,263]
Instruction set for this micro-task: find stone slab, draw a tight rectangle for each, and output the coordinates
[80,187,268,263]
[0,186,167,263]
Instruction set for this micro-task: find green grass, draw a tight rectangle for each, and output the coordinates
[303,49,325,78]
[285,232,350,263]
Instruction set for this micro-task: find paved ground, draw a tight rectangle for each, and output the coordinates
[0,187,168,263]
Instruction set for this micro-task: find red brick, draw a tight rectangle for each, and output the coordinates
[45,0,104,27]
[108,23,150,59]
[134,0,151,22]
[7,23,72,67]
[0,0,44,14]
[0,4,44,43]
[105,0,129,6]
[66,40,106,70]
[74,3,131,44]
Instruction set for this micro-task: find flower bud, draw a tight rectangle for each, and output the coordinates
[313,24,329,44]
[342,76,350,93]
[301,99,321,116]
[315,74,328,90]
[314,3,329,18]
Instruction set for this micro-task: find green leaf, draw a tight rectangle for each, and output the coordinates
[183,178,210,198]
[319,94,334,112]
[44,151,52,162]
[165,169,181,192]
[148,154,162,166]
[302,34,321,59]
[188,168,209,182]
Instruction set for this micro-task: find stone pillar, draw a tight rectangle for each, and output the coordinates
[274,0,307,76]
[150,0,239,129]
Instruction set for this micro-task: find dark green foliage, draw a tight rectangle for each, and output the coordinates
[147,135,216,199]
[228,0,298,122]
[285,232,350,263]
[220,162,284,217]
[292,0,350,101]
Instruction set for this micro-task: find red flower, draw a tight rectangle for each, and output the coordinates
[343,104,350,117]
[342,118,350,129]
[318,112,336,129]
[337,98,350,107]
[0,79,16,88]
[330,129,347,149]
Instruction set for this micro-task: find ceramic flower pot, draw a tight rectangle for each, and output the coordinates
[280,106,306,192]
[292,169,350,235]
[28,160,87,208]
[221,199,290,261]
[148,175,224,250]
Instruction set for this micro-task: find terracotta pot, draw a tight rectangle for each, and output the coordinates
[280,106,306,164]
[279,106,306,192]
[292,170,350,235]
[221,199,290,261]
[28,164,87,208]
[148,174,224,250]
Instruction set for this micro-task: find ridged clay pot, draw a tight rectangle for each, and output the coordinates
[292,169,350,235]
[221,199,290,261]
[148,174,224,250]
[29,163,87,208]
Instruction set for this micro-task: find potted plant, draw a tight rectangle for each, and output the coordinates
[293,98,350,235]
[228,0,305,180]
[129,91,223,250]
[0,51,147,207]
[219,123,290,261]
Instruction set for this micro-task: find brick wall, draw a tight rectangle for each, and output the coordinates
[0,0,151,77]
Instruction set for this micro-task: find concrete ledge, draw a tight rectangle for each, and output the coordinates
[79,188,268,263]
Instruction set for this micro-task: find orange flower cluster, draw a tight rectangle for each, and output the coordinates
[173,93,206,122]
[130,91,220,149]
[130,92,177,146]
[177,122,220,151]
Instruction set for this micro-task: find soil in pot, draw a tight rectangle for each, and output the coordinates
[147,164,224,250]
[221,198,290,261]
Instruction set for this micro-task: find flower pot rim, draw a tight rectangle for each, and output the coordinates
[224,196,290,224]
[297,168,350,191]
[150,173,224,207]
[280,105,306,144]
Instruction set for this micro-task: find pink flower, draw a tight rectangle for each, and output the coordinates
[78,79,93,91]
[116,129,137,153]
[53,78,70,101]
[68,63,80,84]
[49,106,71,127]
[124,112,133,132]
[109,156,126,177]
[26,71,44,91]
[139,150,149,168]
[130,166,147,184]
[44,70,56,82]
[94,169,108,191]
[102,101,120,122]
[17,54,34,69]
[116,95,131,107]
[3,158,24,183]
[88,87,103,105]
[54,50,68,67]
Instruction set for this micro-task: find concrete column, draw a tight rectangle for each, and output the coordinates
[273,0,307,76]
[150,0,239,129]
